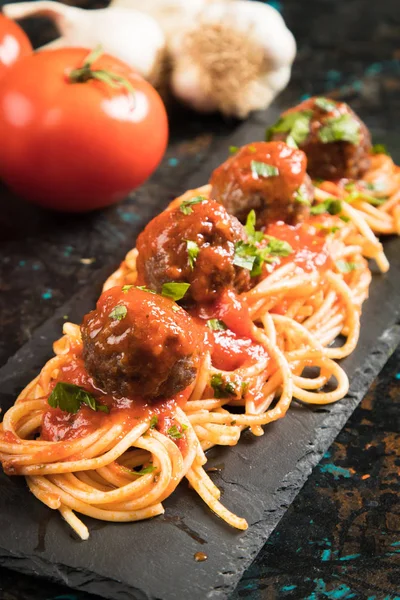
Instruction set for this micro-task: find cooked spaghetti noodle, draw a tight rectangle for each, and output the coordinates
[1,98,398,540]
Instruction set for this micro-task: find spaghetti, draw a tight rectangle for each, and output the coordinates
[0,98,398,540]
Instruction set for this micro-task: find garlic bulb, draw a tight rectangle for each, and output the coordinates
[2,1,166,85]
[169,0,296,118]
[110,0,209,39]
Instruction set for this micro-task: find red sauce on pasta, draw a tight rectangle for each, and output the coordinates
[41,354,193,444]
[191,289,269,372]
[265,220,333,274]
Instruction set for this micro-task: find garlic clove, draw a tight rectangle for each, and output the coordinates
[3,1,167,85]
[169,0,296,118]
[171,62,219,114]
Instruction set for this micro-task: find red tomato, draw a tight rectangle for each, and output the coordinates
[0,15,32,80]
[0,48,168,212]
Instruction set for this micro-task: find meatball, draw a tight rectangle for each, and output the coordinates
[210,141,313,227]
[81,286,201,401]
[266,97,371,180]
[135,198,251,304]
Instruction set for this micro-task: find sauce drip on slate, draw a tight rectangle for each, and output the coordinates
[194,552,208,562]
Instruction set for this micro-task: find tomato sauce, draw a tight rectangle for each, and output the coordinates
[41,353,193,444]
[190,289,269,372]
[265,219,334,275]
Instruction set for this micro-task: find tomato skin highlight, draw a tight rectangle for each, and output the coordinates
[0,15,32,80]
[0,48,168,212]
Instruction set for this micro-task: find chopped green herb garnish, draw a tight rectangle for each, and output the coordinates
[294,187,311,205]
[180,196,206,215]
[344,182,356,192]
[314,97,337,112]
[335,260,360,273]
[318,114,360,145]
[371,143,389,155]
[210,373,237,399]
[241,381,249,397]
[48,382,109,414]
[229,145,239,155]
[122,284,134,293]
[136,465,156,476]
[109,305,127,321]
[234,235,292,277]
[344,190,386,206]
[315,224,340,235]
[135,285,156,294]
[244,210,263,242]
[172,305,180,312]
[233,241,258,271]
[310,198,342,215]
[161,282,190,301]
[167,425,185,439]
[207,319,227,331]
[266,110,313,146]
[264,236,293,257]
[340,215,350,223]
[251,160,279,179]
[149,415,158,429]
[186,240,200,269]
[248,145,257,153]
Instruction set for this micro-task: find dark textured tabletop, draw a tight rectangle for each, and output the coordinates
[1,0,399,598]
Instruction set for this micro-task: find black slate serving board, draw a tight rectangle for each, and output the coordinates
[1,119,400,600]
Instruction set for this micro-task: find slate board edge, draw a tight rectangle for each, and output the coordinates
[1,323,399,600]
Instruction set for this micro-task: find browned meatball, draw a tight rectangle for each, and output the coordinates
[266,97,371,180]
[81,286,202,401]
[210,141,313,227]
[135,198,251,304]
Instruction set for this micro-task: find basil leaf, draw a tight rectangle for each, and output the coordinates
[167,425,185,439]
[180,196,206,215]
[229,145,239,155]
[251,160,279,179]
[109,305,127,321]
[340,215,350,223]
[149,415,158,429]
[186,240,200,269]
[244,210,263,242]
[207,319,227,331]
[233,241,258,271]
[161,282,190,301]
[264,236,293,256]
[266,110,313,146]
[310,198,342,215]
[210,373,237,399]
[335,260,360,273]
[136,465,156,476]
[318,114,360,145]
[48,382,109,414]
[314,97,337,112]
[371,143,389,155]
[286,135,299,149]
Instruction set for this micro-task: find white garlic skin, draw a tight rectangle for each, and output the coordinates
[3,1,166,83]
[169,0,296,118]
[110,0,209,38]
